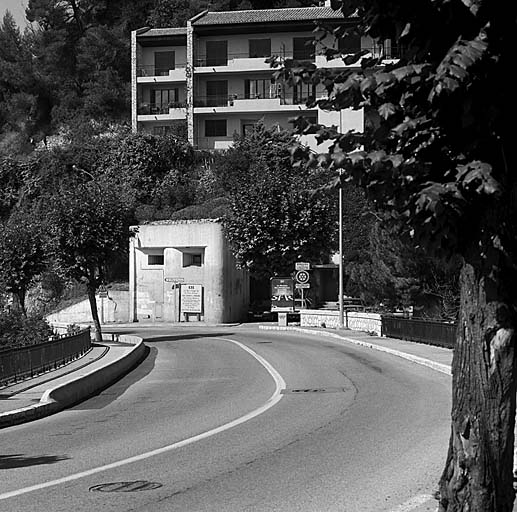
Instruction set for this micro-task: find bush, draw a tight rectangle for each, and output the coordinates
[0,312,53,350]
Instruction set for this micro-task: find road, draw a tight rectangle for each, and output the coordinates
[0,326,451,512]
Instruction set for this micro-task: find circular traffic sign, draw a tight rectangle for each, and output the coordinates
[295,270,310,284]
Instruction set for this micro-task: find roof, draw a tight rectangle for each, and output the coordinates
[191,6,345,26]
[136,27,187,37]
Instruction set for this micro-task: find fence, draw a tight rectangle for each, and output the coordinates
[0,328,91,387]
[381,316,456,348]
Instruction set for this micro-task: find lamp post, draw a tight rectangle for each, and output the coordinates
[338,168,344,329]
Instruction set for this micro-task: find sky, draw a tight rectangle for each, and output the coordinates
[1,0,28,27]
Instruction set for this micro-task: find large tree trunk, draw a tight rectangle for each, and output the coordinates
[87,282,103,343]
[438,256,517,510]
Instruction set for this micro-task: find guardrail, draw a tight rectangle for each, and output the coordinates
[381,316,456,348]
[0,328,92,387]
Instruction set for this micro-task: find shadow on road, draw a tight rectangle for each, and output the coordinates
[144,333,235,343]
[0,453,69,469]
[72,345,157,411]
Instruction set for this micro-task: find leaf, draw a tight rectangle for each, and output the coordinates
[456,161,502,197]
[378,102,397,120]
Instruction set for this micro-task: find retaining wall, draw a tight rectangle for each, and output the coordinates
[300,309,382,336]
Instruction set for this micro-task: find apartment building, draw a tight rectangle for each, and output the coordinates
[131,4,395,151]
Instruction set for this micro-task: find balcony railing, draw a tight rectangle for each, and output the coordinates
[193,51,312,67]
[193,93,315,108]
[137,64,187,77]
[138,102,187,115]
[193,46,405,67]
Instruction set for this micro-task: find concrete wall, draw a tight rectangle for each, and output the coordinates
[129,219,249,324]
[300,309,382,336]
[46,291,130,326]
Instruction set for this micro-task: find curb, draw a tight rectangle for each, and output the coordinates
[0,335,147,429]
[259,325,452,376]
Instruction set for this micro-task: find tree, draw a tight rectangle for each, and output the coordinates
[44,177,135,341]
[221,123,337,279]
[282,1,517,509]
[0,213,47,316]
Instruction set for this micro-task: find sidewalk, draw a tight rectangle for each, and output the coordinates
[0,336,146,428]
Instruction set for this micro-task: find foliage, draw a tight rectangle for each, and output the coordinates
[222,123,337,279]
[0,311,53,349]
[44,178,134,285]
[0,213,47,315]
[101,132,197,219]
[346,222,460,319]
[43,176,135,340]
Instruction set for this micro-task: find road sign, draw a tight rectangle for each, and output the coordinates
[295,283,310,289]
[295,270,310,284]
[165,277,185,283]
[295,262,310,271]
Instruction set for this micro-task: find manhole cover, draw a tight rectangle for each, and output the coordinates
[281,387,347,394]
[89,481,162,493]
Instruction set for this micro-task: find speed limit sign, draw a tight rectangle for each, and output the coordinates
[295,270,310,284]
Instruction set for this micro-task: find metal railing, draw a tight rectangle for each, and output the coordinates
[381,316,456,348]
[137,102,187,115]
[193,94,314,108]
[193,46,405,67]
[0,328,92,387]
[137,64,187,77]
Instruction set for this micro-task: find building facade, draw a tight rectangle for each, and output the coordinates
[131,5,398,151]
[129,220,249,324]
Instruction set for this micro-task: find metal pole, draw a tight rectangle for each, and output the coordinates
[338,169,344,329]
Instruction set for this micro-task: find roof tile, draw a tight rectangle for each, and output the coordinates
[192,7,345,25]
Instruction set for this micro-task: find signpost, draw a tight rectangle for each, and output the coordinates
[294,268,310,309]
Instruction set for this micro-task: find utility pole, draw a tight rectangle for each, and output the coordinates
[338,168,344,329]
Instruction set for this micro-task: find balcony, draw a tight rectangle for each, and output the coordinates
[193,93,317,114]
[193,46,403,73]
[137,102,187,120]
[193,51,316,74]
[136,64,187,83]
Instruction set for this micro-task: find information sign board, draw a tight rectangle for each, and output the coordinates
[270,277,295,312]
[180,284,203,313]
[295,262,310,271]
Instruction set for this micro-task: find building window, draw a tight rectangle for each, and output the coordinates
[249,39,271,58]
[182,250,204,267]
[244,79,272,99]
[148,254,164,265]
[293,82,316,104]
[150,89,179,112]
[293,37,315,61]
[205,119,227,137]
[338,34,361,54]
[206,40,228,66]
[154,51,175,75]
[206,80,228,107]
[242,120,259,136]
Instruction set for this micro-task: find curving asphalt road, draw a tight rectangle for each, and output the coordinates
[0,326,451,512]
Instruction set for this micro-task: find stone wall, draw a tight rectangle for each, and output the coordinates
[47,290,130,326]
[300,309,382,336]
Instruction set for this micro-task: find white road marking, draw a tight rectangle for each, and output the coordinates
[0,337,286,501]
[389,494,435,512]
